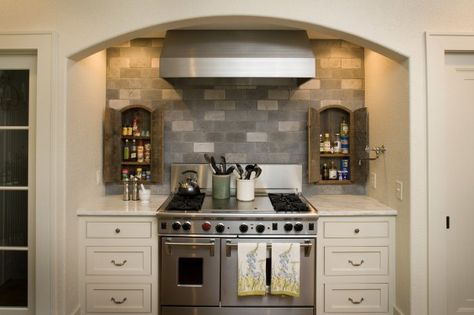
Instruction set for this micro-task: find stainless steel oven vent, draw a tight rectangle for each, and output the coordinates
[159,30,316,79]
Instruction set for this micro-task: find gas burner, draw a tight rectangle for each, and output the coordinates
[165,193,205,211]
[268,193,309,212]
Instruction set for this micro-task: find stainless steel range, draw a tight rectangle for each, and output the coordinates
[157,164,318,315]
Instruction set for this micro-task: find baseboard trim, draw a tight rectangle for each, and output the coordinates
[393,305,406,315]
[69,305,81,315]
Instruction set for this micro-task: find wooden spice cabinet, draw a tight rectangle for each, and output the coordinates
[103,105,164,184]
[308,105,369,185]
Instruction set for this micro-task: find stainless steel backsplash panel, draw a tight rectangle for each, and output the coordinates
[170,164,303,194]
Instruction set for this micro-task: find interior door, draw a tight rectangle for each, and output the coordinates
[427,33,474,315]
[0,55,36,315]
[443,53,474,314]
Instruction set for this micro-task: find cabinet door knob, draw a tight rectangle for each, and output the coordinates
[348,297,364,304]
[111,259,127,267]
[348,259,364,266]
[354,228,360,234]
[111,297,127,304]
[115,228,121,234]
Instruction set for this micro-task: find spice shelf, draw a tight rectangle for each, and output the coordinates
[308,105,368,185]
[103,105,164,184]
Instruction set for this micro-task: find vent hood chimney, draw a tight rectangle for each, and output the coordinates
[159,30,315,80]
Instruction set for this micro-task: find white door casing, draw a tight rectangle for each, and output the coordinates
[0,33,56,315]
[0,55,36,315]
[426,33,474,315]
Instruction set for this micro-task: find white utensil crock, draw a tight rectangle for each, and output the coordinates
[236,179,255,201]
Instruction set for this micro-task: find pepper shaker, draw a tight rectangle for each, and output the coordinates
[131,176,139,201]
[122,178,130,201]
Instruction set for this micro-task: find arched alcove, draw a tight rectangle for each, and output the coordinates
[65,14,410,315]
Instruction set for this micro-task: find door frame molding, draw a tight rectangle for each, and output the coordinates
[0,32,58,315]
[426,32,474,315]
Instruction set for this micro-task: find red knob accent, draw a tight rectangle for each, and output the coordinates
[202,222,212,231]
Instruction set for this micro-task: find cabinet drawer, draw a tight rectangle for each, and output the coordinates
[324,246,388,276]
[86,221,152,239]
[86,246,151,276]
[324,283,388,313]
[86,283,151,313]
[323,221,389,239]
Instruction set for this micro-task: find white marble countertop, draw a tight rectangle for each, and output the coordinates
[306,194,397,216]
[76,195,168,216]
[76,194,396,217]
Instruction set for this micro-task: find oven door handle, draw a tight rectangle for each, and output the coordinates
[164,239,216,256]
[225,240,313,257]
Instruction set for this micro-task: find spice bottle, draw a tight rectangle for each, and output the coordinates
[123,139,130,161]
[321,163,329,180]
[334,133,341,153]
[323,133,331,153]
[137,140,144,163]
[329,160,338,180]
[130,139,137,161]
[319,134,324,153]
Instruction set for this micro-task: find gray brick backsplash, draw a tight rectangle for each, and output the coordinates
[257,100,278,110]
[214,100,236,110]
[225,153,248,163]
[204,89,225,100]
[106,39,365,194]
[225,132,247,143]
[268,89,289,100]
[193,142,215,153]
[172,121,193,132]
[246,132,268,142]
[278,121,304,132]
[204,111,225,121]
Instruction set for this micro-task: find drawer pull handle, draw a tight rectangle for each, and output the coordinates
[115,228,121,234]
[111,297,127,304]
[348,259,364,266]
[354,228,360,234]
[348,297,364,304]
[111,259,127,267]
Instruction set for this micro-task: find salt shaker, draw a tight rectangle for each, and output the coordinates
[131,176,139,201]
[122,178,130,201]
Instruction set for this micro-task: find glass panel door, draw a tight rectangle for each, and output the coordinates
[0,56,36,314]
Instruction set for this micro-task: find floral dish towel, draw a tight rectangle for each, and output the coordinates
[271,242,300,297]
[238,242,266,296]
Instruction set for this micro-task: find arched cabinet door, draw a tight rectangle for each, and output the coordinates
[103,105,163,184]
[307,105,368,185]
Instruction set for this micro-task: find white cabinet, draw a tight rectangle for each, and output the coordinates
[79,217,158,315]
[317,216,395,315]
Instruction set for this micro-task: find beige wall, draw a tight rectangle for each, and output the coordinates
[365,49,410,314]
[1,1,474,314]
[65,50,106,315]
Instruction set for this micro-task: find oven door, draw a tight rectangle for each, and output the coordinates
[221,237,315,306]
[160,237,220,306]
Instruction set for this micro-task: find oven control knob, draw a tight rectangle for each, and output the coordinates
[239,224,249,233]
[284,223,293,232]
[215,223,225,233]
[201,222,211,231]
[294,222,304,232]
[256,224,265,233]
[182,221,192,231]
[172,221,181,231]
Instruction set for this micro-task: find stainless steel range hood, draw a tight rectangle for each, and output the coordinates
[159,30,315,79]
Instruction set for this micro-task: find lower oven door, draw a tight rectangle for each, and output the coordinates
[221,237,315,306]
[160,237,220,306]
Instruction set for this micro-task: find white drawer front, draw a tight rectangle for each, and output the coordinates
[324,283,388,313]
[86,246,151,276]
[324,246,388,276]
[323,221,389,239]
[86,283,151,313]
[86,222,152,239]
